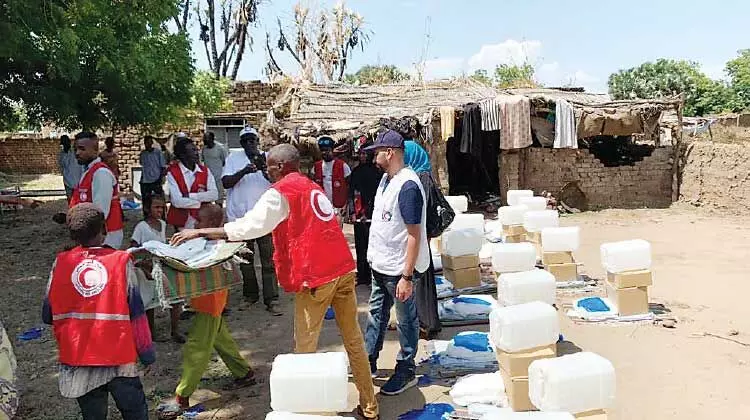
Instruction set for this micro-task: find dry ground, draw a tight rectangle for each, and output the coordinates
[2,180,749,419]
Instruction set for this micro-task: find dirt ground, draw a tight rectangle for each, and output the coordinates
[2,183,750,419]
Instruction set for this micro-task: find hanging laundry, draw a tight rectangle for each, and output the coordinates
[460,103,482,157]
[440,106,456,141]
[479,97,502,131]
[497,95,532,150]
[554,99,578,149]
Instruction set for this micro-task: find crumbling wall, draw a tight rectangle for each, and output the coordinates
[229,81,284,128]
[0,138,59,174]
[680,140,750,212]
[501,147,673,209]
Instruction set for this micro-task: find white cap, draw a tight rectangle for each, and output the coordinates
[240,126,258,137]
[174,132,188,139]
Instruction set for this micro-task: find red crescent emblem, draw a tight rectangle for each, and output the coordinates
[310,190,335,221]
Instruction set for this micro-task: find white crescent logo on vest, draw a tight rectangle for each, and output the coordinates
[310,190,335,222]
[71,259,108,297]
[80,192,88,201]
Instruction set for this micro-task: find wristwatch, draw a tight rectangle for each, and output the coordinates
[401,274,413,282]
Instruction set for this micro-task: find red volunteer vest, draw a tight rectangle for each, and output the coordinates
[166,162,209,227]
[313,159,348,208]
[49,246,137,366]
[70,162,124,232]
[272,172,355,292]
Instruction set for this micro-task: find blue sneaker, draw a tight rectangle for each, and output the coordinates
[369,358,378,378]
[380,370,418,396]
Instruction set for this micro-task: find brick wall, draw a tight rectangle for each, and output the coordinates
[0,138,60,174]
[502,147,673,209]
[680,140,750,212]
[228,81,285,129]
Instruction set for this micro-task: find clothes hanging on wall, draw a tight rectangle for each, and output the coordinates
[460,103,482,157]
[554,99,578,149]
[447,119,500,201]
[479,97,502,131]
[497,95,532,150]
[440,106,456,141]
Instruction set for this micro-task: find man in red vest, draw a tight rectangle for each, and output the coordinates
[43,203,155,420]
[70,131,124,249]
[312,136,351,221]
[171,144,379,419]
[165,134,218,230]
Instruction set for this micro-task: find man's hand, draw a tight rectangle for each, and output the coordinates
[171,229,201,246]
[242,163,257,174]
[182,191,190,198]
[396,277,413,302]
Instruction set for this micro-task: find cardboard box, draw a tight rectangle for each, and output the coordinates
[441,254,480,271]
[607,269,653,289]
[499,369,536,412]
[525,231,542,243]
[495,344,557,378]
[503,233,524,243]
[575,409,608,419]
[546,263,579,282]
[606,281,649,316]
[542,251,574,265]
[443,267,481,289]
[503,224,526,236]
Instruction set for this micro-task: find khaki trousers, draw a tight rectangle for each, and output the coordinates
[294,272,379,418]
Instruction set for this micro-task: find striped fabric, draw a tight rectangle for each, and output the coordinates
[52,312,130,321]
[159,262,242,303]
[479,98,502,131]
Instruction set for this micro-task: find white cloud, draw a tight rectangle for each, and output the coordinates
[539,61,560,73]
[572,70,599,84]
[421,57,465,80]
[467,40,542,71]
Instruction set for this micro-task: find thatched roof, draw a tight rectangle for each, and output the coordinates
[276,80,499,139]
[506,88,612,105]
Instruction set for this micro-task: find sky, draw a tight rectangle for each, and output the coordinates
[189,0,750,93]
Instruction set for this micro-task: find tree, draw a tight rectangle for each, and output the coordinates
[608,59,735,116]
[726,49,750,111]
[344,65,410,85]
[494,63,537,88]
[174,0,261,80]
[0,0,194,131]
[265,1,370,83]
[189,71,233,116]
[469,69,493,86]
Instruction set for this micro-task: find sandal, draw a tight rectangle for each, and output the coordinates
[222,369,257,390]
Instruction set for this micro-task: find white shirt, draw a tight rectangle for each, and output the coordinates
[166,162,219,228]
[224,188,289,242]
[315,160,351,205]
[81,157,123,249]
[222,151,272,222]
[131,220,167,245]
[201,143,228,185]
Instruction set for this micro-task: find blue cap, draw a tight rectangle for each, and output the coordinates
[365,130,404,151]
[317,136,335,149]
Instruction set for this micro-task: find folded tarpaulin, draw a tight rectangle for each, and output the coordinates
[153,260,243,307]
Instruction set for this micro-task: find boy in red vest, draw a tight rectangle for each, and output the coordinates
[171,144,379,419]
[165,134,218,230]
[43,203,154,420]
[70,131,124,249]
[312,136,351,222]
[158,204,256,419]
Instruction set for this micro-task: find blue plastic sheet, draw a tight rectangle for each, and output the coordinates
[452,332,490,353]
[398,403,454,420]
[577,297,610,313]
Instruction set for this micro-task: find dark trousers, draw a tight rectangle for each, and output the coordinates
[76,376,148,420]
[240,234,279,305]
[354,221,373,285]
[415,250,442,334]
[140,180,164,216]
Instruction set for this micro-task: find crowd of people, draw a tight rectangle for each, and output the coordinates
[38,125,449,420]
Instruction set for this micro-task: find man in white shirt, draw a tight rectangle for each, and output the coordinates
[222,126,280,315]
[311,136,351,222]
[200,132,228,205]
[165,134,218,230]
[58,135,83,202]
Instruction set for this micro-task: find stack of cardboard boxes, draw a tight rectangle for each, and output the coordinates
[441,254,481,289]
[605,269,652,316]
[496,344,557,411]
[543,251,579,283]
[503,224,526,244]
[525,230,543,259]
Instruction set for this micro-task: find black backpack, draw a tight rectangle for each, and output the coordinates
[425,179,456,239]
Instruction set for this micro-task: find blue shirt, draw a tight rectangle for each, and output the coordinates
[404,140,432,173]
[398,180,424,225]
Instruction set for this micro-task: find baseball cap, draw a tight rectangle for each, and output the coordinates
[317,136,335,148]
[364,130,404,151]
[239,126,259,137]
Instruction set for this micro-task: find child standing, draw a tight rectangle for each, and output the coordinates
[130,194,185,343]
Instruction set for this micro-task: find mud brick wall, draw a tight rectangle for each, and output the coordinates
[502,147,673,209]
[229,81,284,128]
[0,138,60,174]
[680,140,750,212]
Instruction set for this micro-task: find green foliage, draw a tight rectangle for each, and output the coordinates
[189,71,233,116]
[726,49,750,111]
[0,0,194,131]
[494,63,537,88]
[608,58,740,117]
[469,69,493,86]
[344,65,411,85]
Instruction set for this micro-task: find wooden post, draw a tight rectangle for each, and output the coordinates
[671,101,684,203]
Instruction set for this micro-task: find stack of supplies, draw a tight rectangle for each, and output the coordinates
[541,227,581,283]
[600,239,653,316]
[442,227,484,289]
[499,205,530,243]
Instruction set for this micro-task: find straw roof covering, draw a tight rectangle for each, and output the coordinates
[276,79,499,139]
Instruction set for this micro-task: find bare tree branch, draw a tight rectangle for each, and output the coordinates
[207,0,219,74]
